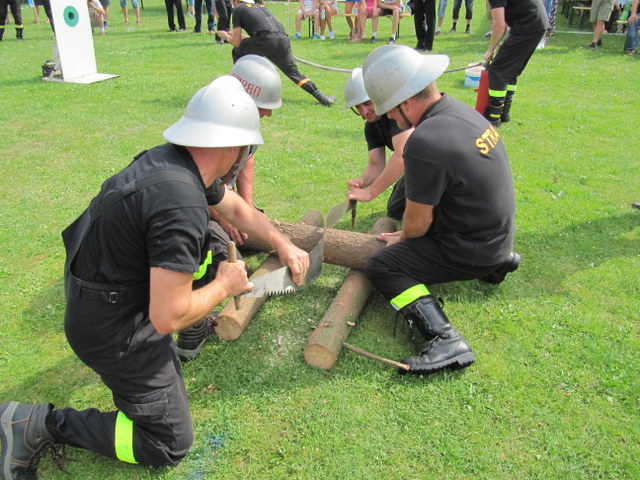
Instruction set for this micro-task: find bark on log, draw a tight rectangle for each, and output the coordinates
[242,220,397,270]
[303,217,396,370]
[214,211,324,341]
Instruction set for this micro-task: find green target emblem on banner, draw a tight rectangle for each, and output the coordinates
[63,6,80,27]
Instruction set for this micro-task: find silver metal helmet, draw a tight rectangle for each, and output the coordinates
[344,67,369,109]
[362,45,449,115]
[163,75,263,148]
[231,55,283,110]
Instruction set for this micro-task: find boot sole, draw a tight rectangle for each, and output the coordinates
[176,341,208,362]
[1,402,19,480]
[401,352,476,375]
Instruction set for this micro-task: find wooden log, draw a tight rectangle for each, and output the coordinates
[214,211,324,341]
[303,217,396,370]
[242,220,397,270]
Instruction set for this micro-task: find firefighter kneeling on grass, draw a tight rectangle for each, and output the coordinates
[361,45,521,375]
[0,76,309,479]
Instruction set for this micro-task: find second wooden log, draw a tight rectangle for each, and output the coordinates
[303,217,396,370]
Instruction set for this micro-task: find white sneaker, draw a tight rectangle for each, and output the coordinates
[320,35,325,39]
[536,38,546,49]
[329,31,335,39]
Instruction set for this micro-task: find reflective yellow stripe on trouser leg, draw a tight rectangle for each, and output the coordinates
[115,411,138,464]
[390,284,430,311]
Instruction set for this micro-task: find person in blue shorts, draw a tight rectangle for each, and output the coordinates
[121,0,141,24]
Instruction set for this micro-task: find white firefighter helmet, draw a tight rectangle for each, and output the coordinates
[163,75,263,148]
[343,67,369,109]
[231,55,283,110]
[362,45,449,115]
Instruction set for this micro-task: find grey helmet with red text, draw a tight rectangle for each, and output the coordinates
[343,67,369,109]
[231,55,283,110]
[362,45,449,115]
[163,75,263,148]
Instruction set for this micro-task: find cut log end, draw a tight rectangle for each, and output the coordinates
[213,312,243,341]
[303,344,337,370]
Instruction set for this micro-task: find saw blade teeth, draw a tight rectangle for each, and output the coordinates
[267,286,301,296]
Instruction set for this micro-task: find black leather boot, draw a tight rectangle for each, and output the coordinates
[480,252,520,284]
[400,295,476,374]
[301,81,335,107]
[311,89,335,107]
[0,402,67,480]
[485,95,505,127]
[501,90,515,123]
[175,312,219,362]
[16,27,24,40]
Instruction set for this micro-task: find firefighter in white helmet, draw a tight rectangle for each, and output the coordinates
[361,45,519,375]
[0,76,309,479]
[176,55,285,361]
[343,67,413,221]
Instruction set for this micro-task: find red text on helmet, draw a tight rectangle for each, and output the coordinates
[232,73,263,99]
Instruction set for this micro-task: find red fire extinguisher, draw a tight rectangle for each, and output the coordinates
[474,68,489,115]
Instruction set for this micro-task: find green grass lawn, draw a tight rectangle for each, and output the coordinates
[1,1,639,479]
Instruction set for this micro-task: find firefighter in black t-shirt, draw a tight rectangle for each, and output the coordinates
[343,67,413,221]
[217,0,335,107]
[175,55,285,361]
[361,45,520,375]
[483,0,548,126]
[0,76,310,479]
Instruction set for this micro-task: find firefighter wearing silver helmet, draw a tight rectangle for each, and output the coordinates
[225,54,281,217]
[175,57,286,360]
[0,76,309,479]
[361,45,520,375]
[343,67,413,221]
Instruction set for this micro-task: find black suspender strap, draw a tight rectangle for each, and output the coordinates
[63,169,202,269]
[89,171,201,222]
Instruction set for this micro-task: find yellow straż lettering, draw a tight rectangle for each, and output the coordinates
[476,138,489,154]
[476,125,501,155]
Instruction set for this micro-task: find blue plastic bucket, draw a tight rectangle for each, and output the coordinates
[464,66,483,88]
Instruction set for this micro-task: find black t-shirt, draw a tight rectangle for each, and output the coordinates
[73,143,225,285]
[232,2,286,36]
[404,94,515,266]
[489,0,548,34]
[364,114,403,152]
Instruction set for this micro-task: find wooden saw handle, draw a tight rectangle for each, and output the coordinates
[227,241,241,310]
